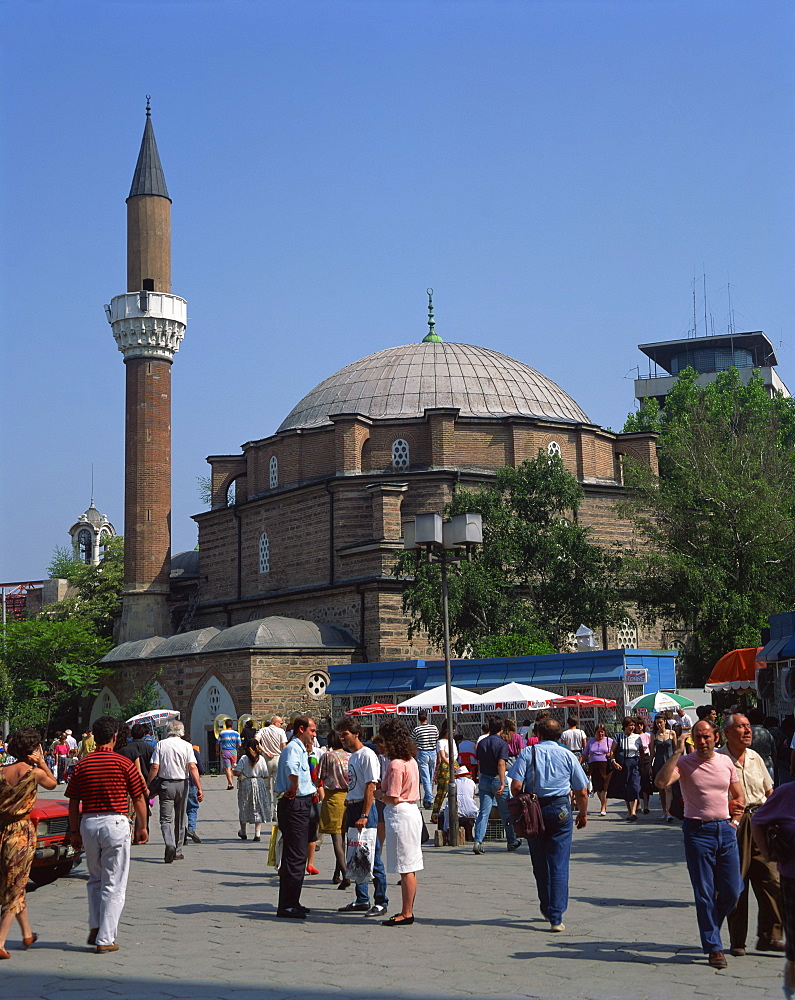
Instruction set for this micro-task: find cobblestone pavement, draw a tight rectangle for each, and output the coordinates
[3,780,784,1000]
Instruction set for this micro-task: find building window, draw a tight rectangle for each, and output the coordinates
[77,528,93,563]
[259,532,270,574]
[392,439,410,470]
[269,455,278,489]
[101,692,113,714]
[226,480,236,506]
[306,671,329,698]
[616,618,638,649]
[547,441,561,458]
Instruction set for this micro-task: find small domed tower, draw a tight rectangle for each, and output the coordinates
[68,501,116,566]
[105,99,187,641]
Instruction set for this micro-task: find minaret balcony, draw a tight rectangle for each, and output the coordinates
[105,291,187,362]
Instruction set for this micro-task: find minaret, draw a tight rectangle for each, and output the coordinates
[105,99,186,642]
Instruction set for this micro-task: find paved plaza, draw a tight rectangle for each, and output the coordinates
[4,779,784,1000]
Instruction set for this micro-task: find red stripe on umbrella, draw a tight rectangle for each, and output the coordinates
[344,703,399,716]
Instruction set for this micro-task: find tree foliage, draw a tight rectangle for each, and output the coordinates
[1,618,112,735]
[394,453,626,656]
[621,368,795,684]
[44,535,124,639]
[117,672,166,724]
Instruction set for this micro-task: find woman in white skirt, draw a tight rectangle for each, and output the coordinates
[377,719,423,926]
[232,742,269,842]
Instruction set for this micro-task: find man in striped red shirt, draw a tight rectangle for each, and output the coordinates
[67,715,148,954]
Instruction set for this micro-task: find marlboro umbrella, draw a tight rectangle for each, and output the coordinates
[344,703,398,716]
[396,684,482,714]
[476,681,559,711]
[548,695,617,708]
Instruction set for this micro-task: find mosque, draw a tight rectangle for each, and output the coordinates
[91,109,664,756]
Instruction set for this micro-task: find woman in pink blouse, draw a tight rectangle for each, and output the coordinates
[377,719,423,926]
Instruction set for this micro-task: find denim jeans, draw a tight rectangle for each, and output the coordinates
[186,784,199,832]
[345,802,388,908]
[682,818,743,953]
[527,795,573,926]
[473,775,518,845]
[416,749,437,804]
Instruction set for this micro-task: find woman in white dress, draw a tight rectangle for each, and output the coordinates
[377,719,423,926]
[233,742,269,842]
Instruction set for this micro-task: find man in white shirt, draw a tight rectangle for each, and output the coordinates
[560,716,587,754]
[335,718,388,917]
[257,716,288,820]
[64,729,78,752]
[148,721,204,863]
[675,707,694,731]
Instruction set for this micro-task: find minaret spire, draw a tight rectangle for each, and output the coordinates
[105,105,187,643]
[422,287,443,343]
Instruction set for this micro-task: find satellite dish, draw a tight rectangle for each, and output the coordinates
[213,714,231,740]
[237,714,254,734]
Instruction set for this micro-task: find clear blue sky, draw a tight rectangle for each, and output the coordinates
[2,0,792,583]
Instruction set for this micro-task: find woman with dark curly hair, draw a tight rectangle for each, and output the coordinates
[377,719,423,926]
[0,728,57,957]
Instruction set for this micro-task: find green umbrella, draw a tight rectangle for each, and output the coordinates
[625,691,695,712]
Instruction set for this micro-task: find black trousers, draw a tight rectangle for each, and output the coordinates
[276,794,316,911]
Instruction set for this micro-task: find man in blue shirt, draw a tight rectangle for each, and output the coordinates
[509,718,588,933]
[218,721,242,790]
[274,716,318,919]
[472,717,523,854]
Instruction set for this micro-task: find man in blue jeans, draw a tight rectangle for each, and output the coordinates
[336,719,388,917]
[412,712,439,809]
[655,721,745,969]
[509,718,588,933]
[472,717,523,854]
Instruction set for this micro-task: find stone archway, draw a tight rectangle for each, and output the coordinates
[89,686,121,728]
[189,676,237,764]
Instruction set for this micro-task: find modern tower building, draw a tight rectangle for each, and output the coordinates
[105,101,187,642]
[634,331,788,408]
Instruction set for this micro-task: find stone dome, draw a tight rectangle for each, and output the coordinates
[278,342,589,431]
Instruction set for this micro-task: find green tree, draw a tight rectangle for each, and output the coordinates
[117,672,166,724]
[621,368,795,684]
[44,535,124,639]
[394,453,626,655]
[1,618,112,735]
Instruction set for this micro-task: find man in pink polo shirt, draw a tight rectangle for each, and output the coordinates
[655,720,745,970]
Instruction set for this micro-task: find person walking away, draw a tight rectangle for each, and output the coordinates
[430,720,458,823]
[257,715,288,820]
[274,716,318,918]
[472,717,522,855]
[378,719,423,926]
[182,735,205,843]
[234,740,269,841]
[147,721,204,863]
[747,708,776,783]
[335,718,388,917]
[66,715,148,953]
[718,714,784,956]
[411,712,439,810]
[655,720,745,969]
[0,729,57,958]
[217,720,242,790]
[509,718,588,933]
[560,716,586,755]
[316,730,351,886]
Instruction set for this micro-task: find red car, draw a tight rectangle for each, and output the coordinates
[29,797,82,886]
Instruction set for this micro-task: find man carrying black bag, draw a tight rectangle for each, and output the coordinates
[509,718,588,934]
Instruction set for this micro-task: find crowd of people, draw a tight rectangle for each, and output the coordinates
[0,703,793,994]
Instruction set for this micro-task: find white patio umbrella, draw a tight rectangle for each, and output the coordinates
[125,709,180,726]
[475,681,559,711]
[395,684,482,714]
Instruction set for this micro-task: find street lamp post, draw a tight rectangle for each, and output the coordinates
[404,511,483,847]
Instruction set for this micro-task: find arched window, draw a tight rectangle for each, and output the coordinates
[392,439,410,470]
[226,480,236,506]
[547,441,561,458]
[78,528,93,563]
[258,532,270,574]
[269,455,278,489]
